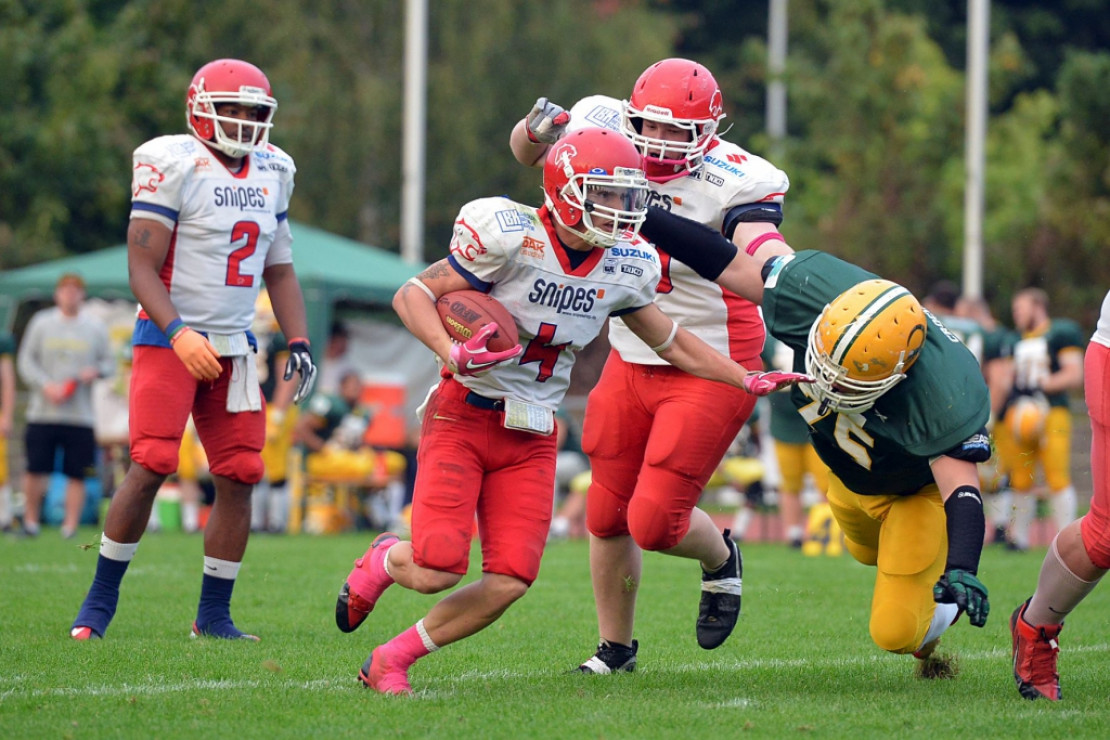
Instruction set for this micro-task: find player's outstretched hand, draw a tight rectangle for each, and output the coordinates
[449,322,523,376]
[284,340,318,404]
[525,97,570,144]
[933,569,990,627]
[742,370,815,396]
[171,328,222,381]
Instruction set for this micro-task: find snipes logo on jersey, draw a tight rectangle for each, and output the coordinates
[215,185,269,212]
[133,162,165,196]
[527,279,601,315]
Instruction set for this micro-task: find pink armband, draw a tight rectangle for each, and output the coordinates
[745,232,786,256]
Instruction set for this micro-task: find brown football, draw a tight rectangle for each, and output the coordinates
[435,290,520,353]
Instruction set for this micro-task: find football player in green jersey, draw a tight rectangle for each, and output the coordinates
[639,208,993,671]
[995,288,1085,551]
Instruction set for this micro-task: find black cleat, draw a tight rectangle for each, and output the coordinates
[577,639,638,674]
[697,529,742,649]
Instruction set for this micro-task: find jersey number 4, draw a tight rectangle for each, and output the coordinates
[519,322,569,382]
[225,220,260,287]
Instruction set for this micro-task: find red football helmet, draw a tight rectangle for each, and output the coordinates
[621,58,725,182]
[186,59,277,159]
[542,128,649,248]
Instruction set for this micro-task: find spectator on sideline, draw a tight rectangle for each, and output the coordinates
[17,273,114,538]
[0,330,16,531]
[1010,288,1110,701]
[317,320,357,396]
[69,58,316,641]
[760,336,830,548]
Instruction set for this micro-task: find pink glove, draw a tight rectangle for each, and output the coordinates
[449,322,523,376]
[742,370,815,396]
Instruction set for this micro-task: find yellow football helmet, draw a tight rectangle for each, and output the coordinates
[805,279,927,414]
[1007,394,1049,446]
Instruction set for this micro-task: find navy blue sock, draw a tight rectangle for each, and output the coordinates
[72,556,131,636]
[195,574,244,637]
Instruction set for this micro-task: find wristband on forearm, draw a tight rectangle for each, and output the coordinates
[164,318,188,344]
[944,486,986,573]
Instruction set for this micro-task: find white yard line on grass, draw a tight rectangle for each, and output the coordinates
[3,643,1108,700]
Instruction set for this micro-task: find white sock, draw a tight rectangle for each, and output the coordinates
[0,483,11,526]
[918,602,960,652]
[731,507,753,541]
[1010,493,1037,549]
[182,501,199,532]
[100,533,139,562]
[1050,486,1077,533]
[987,489,1012,529]
[267,483,288,531]
[203,556,242,580]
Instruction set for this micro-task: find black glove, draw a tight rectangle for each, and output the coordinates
[933,569,990,627]
[283,340,318,404]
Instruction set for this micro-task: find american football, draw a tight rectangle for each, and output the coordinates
[435,290,519,353]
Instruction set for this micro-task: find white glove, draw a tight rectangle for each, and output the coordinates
[525,97,570,144]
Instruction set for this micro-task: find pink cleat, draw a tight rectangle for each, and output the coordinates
[358,645,413,695]
[335,532,399,633]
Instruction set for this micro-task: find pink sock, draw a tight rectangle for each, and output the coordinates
[384,622,436,669]
[348,543,395,596]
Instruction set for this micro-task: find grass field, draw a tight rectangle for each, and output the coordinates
[2,528,1108,739]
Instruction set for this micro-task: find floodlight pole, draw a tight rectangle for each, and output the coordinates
[963,0,989,300]
[401,0,428,265]
[766,0,788,158]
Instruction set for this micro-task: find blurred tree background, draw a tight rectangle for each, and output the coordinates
[1,0,1107,327]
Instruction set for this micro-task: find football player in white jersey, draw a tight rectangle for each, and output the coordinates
[510,58,793,670]
[334,127,809,695]
[71,59,317,642]
[1011,289,1110,701]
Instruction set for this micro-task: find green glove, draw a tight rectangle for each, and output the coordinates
[933,569,990,627]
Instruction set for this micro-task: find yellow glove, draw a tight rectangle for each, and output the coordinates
[171,327,222,380]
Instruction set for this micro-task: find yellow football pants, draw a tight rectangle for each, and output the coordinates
[826,474,947,654]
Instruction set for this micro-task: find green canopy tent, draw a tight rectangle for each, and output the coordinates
[0,222,424,350]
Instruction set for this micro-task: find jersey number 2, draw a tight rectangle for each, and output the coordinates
[225,221,260,287]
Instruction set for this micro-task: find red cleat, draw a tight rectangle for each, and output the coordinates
[335,532,399,633]
[358,645,413,695]
[1010,599,1062,701]
[70,626,100,641]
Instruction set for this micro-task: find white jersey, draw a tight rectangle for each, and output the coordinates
[567,94,788,365]
[447,197,660,409]
[130,134,296,335]
[1094,290,1110,347]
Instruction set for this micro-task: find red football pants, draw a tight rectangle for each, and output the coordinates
[582,352,759,550]
[412,378,557,584]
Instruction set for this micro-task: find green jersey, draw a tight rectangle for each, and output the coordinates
[0,332,14,357]
[1011,319,1085,408]
[933,314,985,365]
[761,251,990,497]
